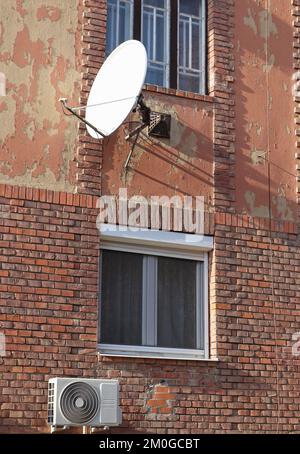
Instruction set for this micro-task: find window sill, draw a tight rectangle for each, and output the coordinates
[144,84,214,104]
[98,344,219,362]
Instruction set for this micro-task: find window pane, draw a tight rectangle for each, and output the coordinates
[144,0,165,7]
[179,0,201,17]
[142,0,168,86]
[192,21,200,69]
[178,0,203,93]
[157,257,197,349]
[179,73,201,93]
[156,12,165,61]
[106,0,117,55]
[179,20,184,67]
[119,2,131,43]
[100,250,143,345]
[184,18,189,65]
[143,7,154,60]
[146,65,165,86]
[106,0,133,56]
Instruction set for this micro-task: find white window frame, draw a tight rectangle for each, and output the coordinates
[141,0,171,88]
[98,224,213,361]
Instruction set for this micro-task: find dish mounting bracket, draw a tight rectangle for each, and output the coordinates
[124,95,171,171]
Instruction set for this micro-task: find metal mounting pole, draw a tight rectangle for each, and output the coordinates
[124,123,148,171]
[123,95,151,171]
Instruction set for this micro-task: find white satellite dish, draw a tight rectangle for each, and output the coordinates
[59,39,171,169]
[85,40,147,138]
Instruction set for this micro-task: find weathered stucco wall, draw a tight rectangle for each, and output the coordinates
[0,0,296,211]
[235,0,296,221]
[102,92,214,213]
[0,0,81,191]
[102,0,296,222]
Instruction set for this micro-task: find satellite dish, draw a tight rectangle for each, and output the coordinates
[85,40,147,138]
[59,39,171,170]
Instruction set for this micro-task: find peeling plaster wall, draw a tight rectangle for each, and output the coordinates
[235,0,296,221]
[102,92,214,212]
[0,0,81,191]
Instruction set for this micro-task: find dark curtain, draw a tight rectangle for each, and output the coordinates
[157,256,196,349]
[100,250,143,345]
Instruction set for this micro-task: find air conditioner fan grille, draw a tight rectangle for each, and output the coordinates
[60,382,99,424]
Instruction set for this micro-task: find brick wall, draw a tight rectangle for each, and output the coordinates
[0,184,99,432]
[1,0,300,435]
[94,217,300,434]
[76,0,107,195]
[208,0,236,212]
[1,182,300,433]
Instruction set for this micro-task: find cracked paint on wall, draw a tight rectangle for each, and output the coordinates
[235,0,296,221]
[102,92,214,212]
[0,0,81,191]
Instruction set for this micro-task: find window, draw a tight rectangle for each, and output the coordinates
[142,0,169,87]
[106,0,133,55]
[106,0,206,94]
[99,226,212,360]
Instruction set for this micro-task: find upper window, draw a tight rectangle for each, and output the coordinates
[98,226,212,360]
[106,0,206,94]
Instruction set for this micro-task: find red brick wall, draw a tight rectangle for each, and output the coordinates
[1,183,300,433]
[76,0,107,195]
[0,184,99,432]
[208,0,236,212]
[1,0,300,435]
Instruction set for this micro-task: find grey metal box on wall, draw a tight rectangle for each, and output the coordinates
[48,377,121,428]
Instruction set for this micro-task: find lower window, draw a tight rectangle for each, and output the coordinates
[98,229,210,360]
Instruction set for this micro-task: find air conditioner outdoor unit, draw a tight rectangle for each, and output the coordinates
[48,377,121,428]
